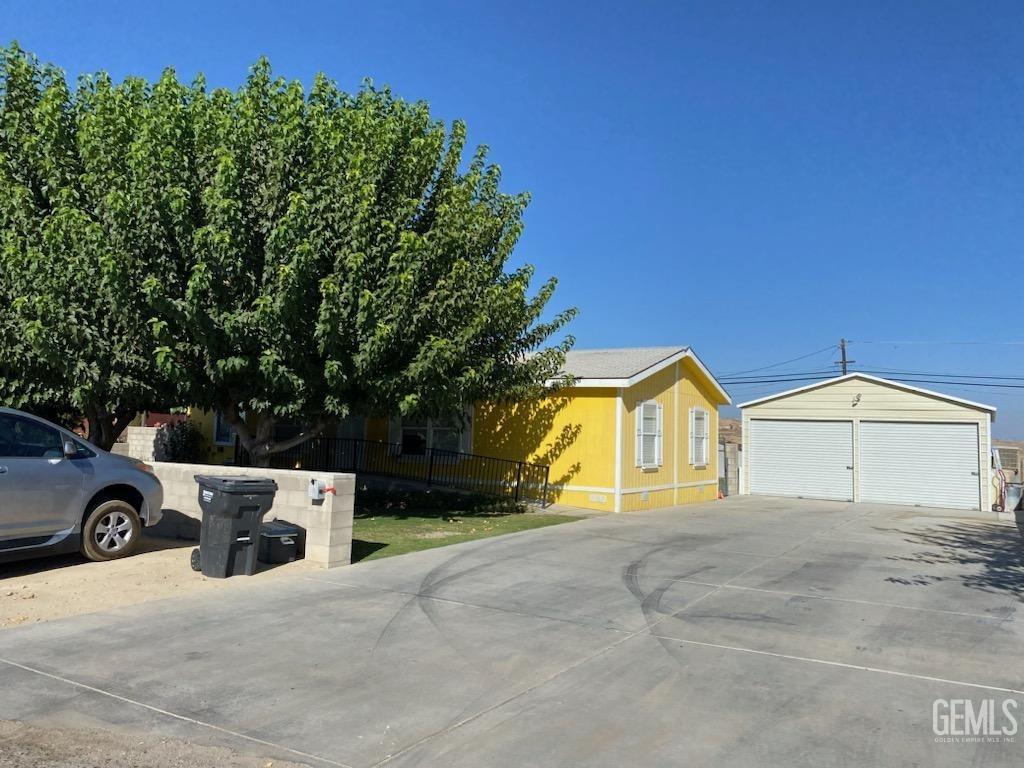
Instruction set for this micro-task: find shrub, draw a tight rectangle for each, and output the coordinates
[155,421,206,463]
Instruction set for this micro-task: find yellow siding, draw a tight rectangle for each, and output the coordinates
[474,389,617,510]
[185,353,729,514]
[554,488,617,513]
[365,417,388,442]
[618,358,722,512]
[185,408,236,464]
[678,357,721,488]
[621,364,676,493]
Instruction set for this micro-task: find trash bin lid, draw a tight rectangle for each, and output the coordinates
[194,475,279,494]
[261,520,301,538]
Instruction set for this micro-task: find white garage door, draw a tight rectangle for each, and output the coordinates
[749,420,853,501]
[859,421,980,510]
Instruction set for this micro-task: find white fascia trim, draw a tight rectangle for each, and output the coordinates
[737,372,997,415]
[682,349,732,405]
[546,348,731,405]
[620,479,719,495]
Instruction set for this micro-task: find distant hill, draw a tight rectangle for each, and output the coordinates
[719,417,742,446]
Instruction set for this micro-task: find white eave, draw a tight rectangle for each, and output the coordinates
[548,348,732,405]
[737,372,997,416]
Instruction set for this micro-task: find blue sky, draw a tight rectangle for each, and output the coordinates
[6,1,1024,436]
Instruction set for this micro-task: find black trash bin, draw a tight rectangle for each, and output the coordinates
[191,475,279,578]
[258,520,306,564]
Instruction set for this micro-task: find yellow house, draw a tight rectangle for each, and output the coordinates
[193,346,731,513]
[365,346,732,512]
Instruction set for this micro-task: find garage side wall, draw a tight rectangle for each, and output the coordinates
[742,378,992,511]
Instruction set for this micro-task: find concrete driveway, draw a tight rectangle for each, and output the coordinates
[0,496,1021,767]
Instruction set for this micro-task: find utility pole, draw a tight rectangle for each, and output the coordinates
[837,338,855,375]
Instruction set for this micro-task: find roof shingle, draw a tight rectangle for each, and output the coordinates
[559,346,688,380]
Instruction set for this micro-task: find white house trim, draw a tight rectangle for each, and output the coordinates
[620,479,718,495]
[557,484,617,494]
[737,373,996,416]
[614,387,624,513]
[673,362,680,505]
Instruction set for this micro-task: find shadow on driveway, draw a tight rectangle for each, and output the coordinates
[877,520,1024,597]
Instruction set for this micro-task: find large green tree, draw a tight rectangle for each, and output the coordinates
[0,44,174,446]
[1,46,575,459]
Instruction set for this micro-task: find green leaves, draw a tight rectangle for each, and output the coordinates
[0,46,576,456]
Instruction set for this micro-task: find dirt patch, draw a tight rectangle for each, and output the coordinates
[413,530,462,539]
[0,720,312,768]
[0,536,312,628]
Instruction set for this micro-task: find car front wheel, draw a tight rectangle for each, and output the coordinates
[81,500,142,561]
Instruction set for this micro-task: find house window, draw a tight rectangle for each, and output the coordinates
[635,400,663,469]
[214,411,236,446]
[430,418,463,453]
[690,407,709,467]
[997,447,1020,473]
[400,417,429,455]
[393,412,471,456]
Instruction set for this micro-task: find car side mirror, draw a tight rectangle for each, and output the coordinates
[63,440,78,458]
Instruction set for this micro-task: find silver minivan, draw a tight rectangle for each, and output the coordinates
[0,407,163,563]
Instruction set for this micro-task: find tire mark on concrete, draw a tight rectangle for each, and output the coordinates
[371,545,514,654]
[622,545,719,667]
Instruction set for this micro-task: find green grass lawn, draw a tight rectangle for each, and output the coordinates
[351,487,581,563]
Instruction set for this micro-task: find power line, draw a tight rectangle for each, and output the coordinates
[875,377,1024,389]
[719,374,836,385]
[721,369,837,382]
[719,344,837,377]
[851,339,1024,346]
[719,372,1024,390]
[856,368,1024,382]
[721,370,1024,384]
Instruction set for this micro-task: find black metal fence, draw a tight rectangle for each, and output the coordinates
[235,436,551,506]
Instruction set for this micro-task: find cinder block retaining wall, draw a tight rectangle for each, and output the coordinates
[123,428,355,568]
[152,462,355,568]
[125,426,160,462]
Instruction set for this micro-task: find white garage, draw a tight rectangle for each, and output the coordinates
[740,374,995,512]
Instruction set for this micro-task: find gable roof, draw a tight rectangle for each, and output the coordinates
[737,372,996,415]
[550,346,731,404]
[561,347,683,379]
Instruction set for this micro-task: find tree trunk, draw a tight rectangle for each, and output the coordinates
[223,403,328,467]
[84,404,136,451]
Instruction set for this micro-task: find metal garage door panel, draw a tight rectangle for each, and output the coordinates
[749,420,853,501]
[859,422,979,510]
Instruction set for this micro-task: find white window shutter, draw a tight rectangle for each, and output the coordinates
[701,410,707,465]
[689,408,696,464]
[691,408,707,466]
[702,410,710,466]
[635,403,642,467]
[636,401,662,469]
[655,404,664,466]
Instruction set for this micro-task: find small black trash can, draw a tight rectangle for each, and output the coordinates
[258,520,305,564]
[192,475,279,578]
